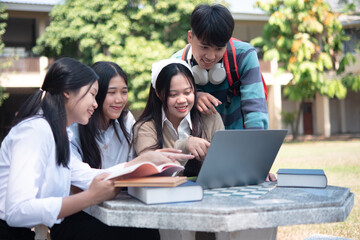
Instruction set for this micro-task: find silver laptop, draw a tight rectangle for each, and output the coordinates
[196,129,287,189]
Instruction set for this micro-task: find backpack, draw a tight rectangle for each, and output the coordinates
[182,37,268,108]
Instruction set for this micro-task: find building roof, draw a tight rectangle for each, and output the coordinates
[227,0,360,23]
[0,0,63,12]
[227,0,268,21]
[1,0,359,23]
[227,0,358,14]
[0,0,61,4]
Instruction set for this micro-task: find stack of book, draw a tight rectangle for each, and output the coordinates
[106,161,203,204]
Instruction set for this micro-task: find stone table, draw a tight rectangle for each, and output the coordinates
[88,183,354,240]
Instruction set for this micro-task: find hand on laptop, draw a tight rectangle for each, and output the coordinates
[187,136,211,161]
[266,173,277,182]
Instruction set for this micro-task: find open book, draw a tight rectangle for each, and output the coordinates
[105,162,184,180]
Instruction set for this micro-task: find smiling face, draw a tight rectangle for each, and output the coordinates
[164,73,195,129]
[102,75,128,126]
[65,81,98,126]
[188,31,227,70]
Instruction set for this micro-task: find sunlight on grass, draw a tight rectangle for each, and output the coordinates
[271,140,360,240]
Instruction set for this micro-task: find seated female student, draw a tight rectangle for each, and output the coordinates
[52,61,160,240]
[70,61,135,169]
[0,57,193,240]
[133,58,225,176]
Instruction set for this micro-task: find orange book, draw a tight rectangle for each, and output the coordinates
[114,176,187,187]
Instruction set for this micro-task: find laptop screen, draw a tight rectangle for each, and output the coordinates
[196,129,287,189]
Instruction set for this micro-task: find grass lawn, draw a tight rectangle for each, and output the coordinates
[270,139,360,240]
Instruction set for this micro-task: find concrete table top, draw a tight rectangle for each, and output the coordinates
[88,183,353,233]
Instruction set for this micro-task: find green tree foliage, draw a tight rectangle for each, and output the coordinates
[251,0,360,139]
[336,0,360,93]
[33,0,215,110]
[281,110,297,135]
[337,0,360,14]
[0,4,9,106]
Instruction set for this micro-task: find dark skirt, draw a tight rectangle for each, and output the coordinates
[184,158,202,177]
[0,219,35,240]
[51,211,160,240]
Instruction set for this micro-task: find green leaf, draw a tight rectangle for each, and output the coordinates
[0,5,8,107]
[250,0,355,106]
[342,74,360,92]
[264,48,280,61]
[250,37,264,47]
[327,79,347,99]
[337,52,356,74]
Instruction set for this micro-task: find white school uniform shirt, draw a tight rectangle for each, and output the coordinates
[161,107,192,140]
[69,111,136,169]
[0,116,124,228]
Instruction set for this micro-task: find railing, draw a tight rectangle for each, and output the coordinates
[0,57,288,75]
[0,57,273,74]
[0,57,41,73]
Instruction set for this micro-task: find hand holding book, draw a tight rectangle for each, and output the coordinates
[105,150,194,180]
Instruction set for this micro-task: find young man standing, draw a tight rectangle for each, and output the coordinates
[172,4,269,130]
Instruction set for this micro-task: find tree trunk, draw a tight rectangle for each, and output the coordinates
[292,100,305,141]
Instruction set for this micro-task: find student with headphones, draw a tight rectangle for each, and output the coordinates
[172,4,269,130]
[172,4,274,182]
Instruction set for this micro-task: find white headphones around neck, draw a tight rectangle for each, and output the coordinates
[186,47,226,86]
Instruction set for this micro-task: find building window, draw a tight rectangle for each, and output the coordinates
[0,47,27,58]
[1,17,36,58]
[344,27,360,54]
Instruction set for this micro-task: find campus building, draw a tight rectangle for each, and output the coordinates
[0,0,359,140]
[0,0,57,139]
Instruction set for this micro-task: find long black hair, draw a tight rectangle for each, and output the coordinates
[77,61,131,169]
[11,57,99,168]
[134,63,204,154]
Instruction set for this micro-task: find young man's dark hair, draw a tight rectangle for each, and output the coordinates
[190,4,234,47]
